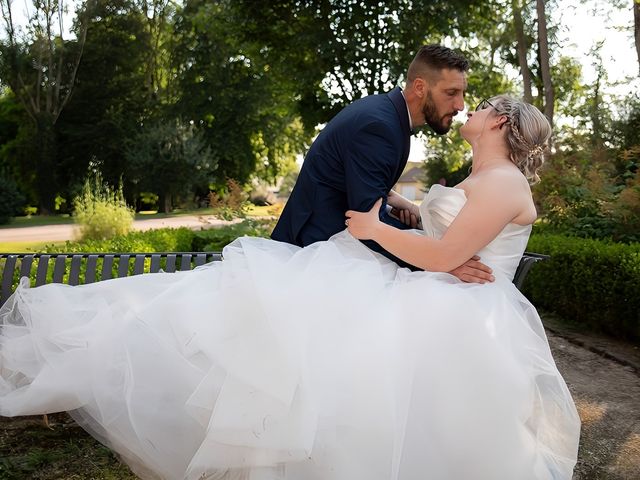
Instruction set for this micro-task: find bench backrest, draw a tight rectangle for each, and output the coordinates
[0,251,546,307]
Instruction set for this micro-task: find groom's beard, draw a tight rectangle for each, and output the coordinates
[423,92,456,135]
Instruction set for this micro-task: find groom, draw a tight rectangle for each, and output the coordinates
[272,44,493,282]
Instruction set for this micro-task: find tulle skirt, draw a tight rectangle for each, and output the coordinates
[0,232,580,480]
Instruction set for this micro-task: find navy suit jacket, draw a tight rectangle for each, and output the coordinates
[272,87,417,269]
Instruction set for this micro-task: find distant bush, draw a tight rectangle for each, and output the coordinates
[192,219,274,251]
[0,176,25,224]
[73,173,135,240]
[525,233,640,343]
[45,227,195,254]
[208,179,251,220]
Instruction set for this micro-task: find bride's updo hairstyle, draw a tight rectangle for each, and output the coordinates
[489,95,551,184]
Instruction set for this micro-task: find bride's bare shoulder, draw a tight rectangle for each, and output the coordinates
[464,167,532,198]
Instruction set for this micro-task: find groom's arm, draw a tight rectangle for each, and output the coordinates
[343,120,398,213]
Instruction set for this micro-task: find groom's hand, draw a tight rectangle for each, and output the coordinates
[391,208,422,229]
[449,256,495,283]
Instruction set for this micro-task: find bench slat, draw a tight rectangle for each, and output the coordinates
[117,255,131,278]
[52,256,68,283]
[133,255,146,275]
[35,255,51,287]
[19,255,34,282]
[180,254,192,271]
[150,255,162,273]
[101,256,114,280]
[68,255,83,286]
[194,254,207,267]
[85,256,98,284]
[1,255,18,306]
[165,255,177,273]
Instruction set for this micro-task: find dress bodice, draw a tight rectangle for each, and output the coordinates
[419,184,532,281]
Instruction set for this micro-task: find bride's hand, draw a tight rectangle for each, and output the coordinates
[345,198,383,240]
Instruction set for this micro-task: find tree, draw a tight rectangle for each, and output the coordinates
[170,0,306,187]
[635,0,640,75]
[56,0,152,198]
[125,120,216,213]
[536,0,554,128]
[0,0,94,213]
[231,0,499,128]
[512,0,533,102]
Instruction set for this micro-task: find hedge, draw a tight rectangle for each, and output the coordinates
[524,233,640,342]
[43,227,196,254]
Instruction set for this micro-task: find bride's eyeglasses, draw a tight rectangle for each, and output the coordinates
[474,99,496,111]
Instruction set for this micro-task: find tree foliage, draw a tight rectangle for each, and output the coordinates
[125,119,216,212]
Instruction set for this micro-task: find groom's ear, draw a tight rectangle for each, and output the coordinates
[410,76,427,98]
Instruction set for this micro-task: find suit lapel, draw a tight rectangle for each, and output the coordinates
[387,87,412,185]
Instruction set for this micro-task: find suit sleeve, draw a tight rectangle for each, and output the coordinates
[343,120,399,214]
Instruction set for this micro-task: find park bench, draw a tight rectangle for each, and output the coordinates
[0,251,547,307]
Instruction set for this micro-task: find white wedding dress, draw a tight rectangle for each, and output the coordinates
[0,184,580,480]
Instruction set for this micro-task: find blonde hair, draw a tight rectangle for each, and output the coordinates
[489,95,551,184]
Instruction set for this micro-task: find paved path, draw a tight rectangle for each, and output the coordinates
[0,216,235,244]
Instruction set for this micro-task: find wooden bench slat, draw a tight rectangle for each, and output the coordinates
[52,255,67,283]
[194,254,207,267]
[165,255,177,273]
[1,255,18,306]
[133,255,146,275]
[180,254,192,271]
[101,256,114,280]
[117,255,131,278]
[68,255,83,286]
[19,255,34,282]
[85,256,98,284]
[150,255,162,273]
[35,255,51,287]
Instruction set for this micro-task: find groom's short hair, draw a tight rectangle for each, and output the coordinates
[407,44,469,84]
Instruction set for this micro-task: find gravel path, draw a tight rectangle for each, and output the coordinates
[549,331,640,479]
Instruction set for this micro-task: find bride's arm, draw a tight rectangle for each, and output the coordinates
[346,177,529,272]
[387,190,422,228]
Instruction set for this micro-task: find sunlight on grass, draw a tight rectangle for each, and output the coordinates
[576,399,607,426]
[613,433,640,477]
[0,241,64,253]
[247,203,284,217]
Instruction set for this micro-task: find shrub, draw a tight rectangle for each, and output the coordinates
[208,179,251,221]
[525,233,640,343]
[45,227,195,254]
[74,173,135,240]
[0,176,25,224]
[192,219,274,251]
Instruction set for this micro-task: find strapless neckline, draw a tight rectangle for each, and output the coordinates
[426,184,533,230]
[420,184,532,281]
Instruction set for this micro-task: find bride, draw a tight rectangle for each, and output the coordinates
[0,95,580,480]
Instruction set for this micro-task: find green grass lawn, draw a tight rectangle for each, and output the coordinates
[0,414,137,480]
[0,241,65,253]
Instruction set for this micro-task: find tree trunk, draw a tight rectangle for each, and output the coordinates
[35,114,58,214]
[158,192,172,213]
[634,0,640,76]
[536,0,554,128]
[513,0,533,103]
